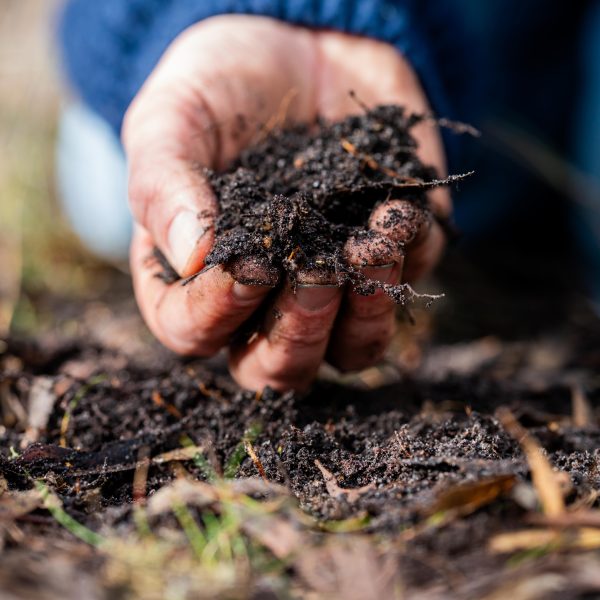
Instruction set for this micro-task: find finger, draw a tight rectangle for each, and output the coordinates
[229,269,343,392]
[369,199,443,281]
[131,225,277,355]
[123,80,221,277]
[327,233,403,371]
[401,219,446,282]
[128,153,217,277]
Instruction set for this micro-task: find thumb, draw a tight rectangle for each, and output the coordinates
[127,150,217,276]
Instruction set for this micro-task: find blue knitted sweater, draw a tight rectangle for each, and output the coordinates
[59,0,473,139]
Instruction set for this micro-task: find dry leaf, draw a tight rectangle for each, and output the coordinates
[21,376,57,448]
[151,445,204,465]
[527,510,600,529]
[241,512,306,560]
[147,479,218,516]
[497,408,566,517]
[489,527,600,553]
[315,460,375,503]
[426,474,517,517]
[295,536,402,600]
[0,488,44,523]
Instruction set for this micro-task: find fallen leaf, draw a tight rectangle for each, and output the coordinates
[527,509,600,529]
[0,488,44,523]
[489,527,600,553]
[314,460,375,503]
[426,474,517,518]
[146,479,220,516]
[419,336,502,380]
[151,445,204,465]
[21,376,56,448]
[242,511,306,560]
[295,536,402,599]
[497,408,566,517]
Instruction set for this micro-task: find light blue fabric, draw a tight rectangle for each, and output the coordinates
[56,104,131,261]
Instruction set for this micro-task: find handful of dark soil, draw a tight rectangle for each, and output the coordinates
[187,104,470,303]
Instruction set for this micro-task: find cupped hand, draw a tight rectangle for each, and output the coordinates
[124,15,449,391]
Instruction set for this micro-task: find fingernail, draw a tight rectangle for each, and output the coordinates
[295,285,339,311]
[362,263,396,284]
[232,282,271,303]
[168,211,206,274]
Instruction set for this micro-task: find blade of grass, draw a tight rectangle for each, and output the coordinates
[223,423,261,479]
[35,480,105,547]
[172,501,206,560]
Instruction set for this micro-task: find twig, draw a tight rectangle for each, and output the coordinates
[151,389,182,419]
[571,384,594,428]
[244,440,268,482]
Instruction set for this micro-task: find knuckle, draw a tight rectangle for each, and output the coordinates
[154,304,223,358]
[347,297,394,321]
[162,329,221,358]
[268,324,329,350]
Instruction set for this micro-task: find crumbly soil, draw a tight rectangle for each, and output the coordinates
[1,291,599,598]
[162,105,468,303]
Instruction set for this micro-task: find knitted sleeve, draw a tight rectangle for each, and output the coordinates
[58,0,474,148]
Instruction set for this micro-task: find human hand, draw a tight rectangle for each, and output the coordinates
[124,15,449,391]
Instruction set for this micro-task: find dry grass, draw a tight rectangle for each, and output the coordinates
[0,0,114,336]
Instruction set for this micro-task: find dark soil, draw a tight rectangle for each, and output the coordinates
[1,296,600,598]
[163,104,469,303]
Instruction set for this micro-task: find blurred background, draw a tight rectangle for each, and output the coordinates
[0,0,133,345]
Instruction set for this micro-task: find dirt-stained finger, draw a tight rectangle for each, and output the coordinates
[344,230,403,266]
[368,199,430,246]
[131,226,274,356]
[226,255,280,286]
[327,233,403,371]
[229,267,342,391]
[369,198,445,282]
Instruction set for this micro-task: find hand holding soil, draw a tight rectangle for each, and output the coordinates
[124,15,450,391]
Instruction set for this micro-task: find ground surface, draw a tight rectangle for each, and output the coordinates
[3,3,600,599]
[1,284,600,599]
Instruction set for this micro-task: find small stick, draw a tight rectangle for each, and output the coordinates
[244,439,268,482]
